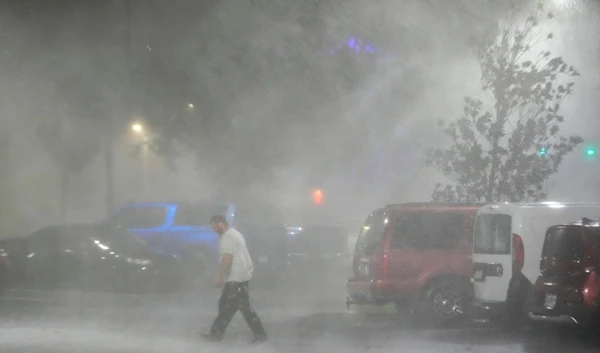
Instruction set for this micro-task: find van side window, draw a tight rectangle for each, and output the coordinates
[391,212,464,249]
[473,214,512,255]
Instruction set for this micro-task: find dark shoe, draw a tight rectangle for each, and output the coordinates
[200,333,222,342]
[250,335,268,344]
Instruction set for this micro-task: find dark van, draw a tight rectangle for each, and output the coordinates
[346,203,481,324]
[528,219,600,326]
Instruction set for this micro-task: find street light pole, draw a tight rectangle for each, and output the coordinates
[105,123,114,216]
[104,0,133,215]
[131,121,148,197]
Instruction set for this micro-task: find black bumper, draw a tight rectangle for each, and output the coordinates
[528,303,597,326]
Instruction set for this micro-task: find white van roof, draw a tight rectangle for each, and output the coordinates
[478,201,600,214]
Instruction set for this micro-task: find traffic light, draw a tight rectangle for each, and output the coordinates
[539,147,546,156]
[586,147,596,156]
[311,189,323,205]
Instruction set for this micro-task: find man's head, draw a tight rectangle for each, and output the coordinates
[210,215,229,235]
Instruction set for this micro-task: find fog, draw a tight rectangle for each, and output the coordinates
[0,0,595,232]
[0,0,516,232]
[1,0,600,350]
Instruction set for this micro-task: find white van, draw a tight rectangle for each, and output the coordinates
[471,202,600,323]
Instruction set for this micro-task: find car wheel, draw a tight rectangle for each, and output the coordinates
[422,281,467,326]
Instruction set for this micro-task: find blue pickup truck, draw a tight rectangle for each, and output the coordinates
[106,201,288,286]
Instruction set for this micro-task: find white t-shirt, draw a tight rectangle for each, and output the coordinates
[219,227,254,283]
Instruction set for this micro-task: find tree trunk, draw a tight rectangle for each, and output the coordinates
[487,100,508,202]
[486,141,499,203]
[59,170,69,224]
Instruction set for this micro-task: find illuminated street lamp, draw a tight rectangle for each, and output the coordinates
[187,103,195,110]
[131,122,143,134]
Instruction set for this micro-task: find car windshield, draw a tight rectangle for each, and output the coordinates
[96,224,148,253]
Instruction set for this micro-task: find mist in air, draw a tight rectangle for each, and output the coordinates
[0,0,600,351]
[0,0,596,230]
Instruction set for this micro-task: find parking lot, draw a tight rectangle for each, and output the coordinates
[1,280,599,353]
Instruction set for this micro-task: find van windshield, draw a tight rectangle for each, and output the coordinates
[474,214,511,254]
[355,211,387,256]
[543,227,585,260]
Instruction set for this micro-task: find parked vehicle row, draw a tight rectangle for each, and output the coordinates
[528,218,600,326]
[346,201,600,329]
[0,203,352,302]
[106,201,233,282]
[472,202,600,327]
[0,223,186,300]
[105,201,349,286]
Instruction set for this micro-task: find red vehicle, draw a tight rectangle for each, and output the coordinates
[346,203,480,324]
[528,218,600,326]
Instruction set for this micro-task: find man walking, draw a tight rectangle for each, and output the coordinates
[201,215,268,344]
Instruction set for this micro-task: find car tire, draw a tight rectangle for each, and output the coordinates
[421,280,468,326]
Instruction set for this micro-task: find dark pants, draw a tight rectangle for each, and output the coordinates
[210,281,267,339]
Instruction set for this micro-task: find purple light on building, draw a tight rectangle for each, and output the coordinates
[327,37,380,56]
[347,37,356,49]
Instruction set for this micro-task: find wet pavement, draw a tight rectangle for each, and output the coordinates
[0,282,599,352]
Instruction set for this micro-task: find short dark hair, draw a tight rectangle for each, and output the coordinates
[210,215,228,225]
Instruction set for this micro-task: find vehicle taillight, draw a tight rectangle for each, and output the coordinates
[512,233,524,273]
[379,253,389,277]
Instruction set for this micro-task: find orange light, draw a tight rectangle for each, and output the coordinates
[312,189,323,205]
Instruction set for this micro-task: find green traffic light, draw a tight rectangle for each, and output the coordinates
[587,148,596,156]
[539,147,546,155]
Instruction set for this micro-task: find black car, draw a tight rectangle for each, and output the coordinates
[0,223,185,297]
[286,225,351,282]
[528,219,600,326]
[241,224,289,285]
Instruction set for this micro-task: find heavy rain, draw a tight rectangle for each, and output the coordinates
[1,0,600,352]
